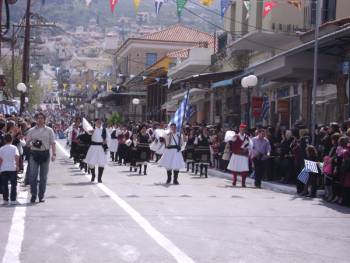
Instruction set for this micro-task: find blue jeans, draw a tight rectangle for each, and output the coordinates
[29,154,50,200]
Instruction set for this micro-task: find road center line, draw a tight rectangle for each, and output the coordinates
[56,141,195,263]
[2,178,28,263]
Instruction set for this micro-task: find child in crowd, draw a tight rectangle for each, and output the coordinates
[0,134,20,205]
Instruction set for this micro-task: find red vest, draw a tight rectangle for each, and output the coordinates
[230,134,249,155]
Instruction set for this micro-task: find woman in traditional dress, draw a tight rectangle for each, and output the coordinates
[158,123,185,185]
[136,124,151,175]
[109,125,119,162]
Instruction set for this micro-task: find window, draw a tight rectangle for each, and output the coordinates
[145,53,157,67]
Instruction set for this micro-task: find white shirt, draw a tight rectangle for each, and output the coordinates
[92,127,110,145]
[0,144,19,172]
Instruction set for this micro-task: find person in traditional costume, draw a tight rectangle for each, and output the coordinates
[158,123,185,185]
[117,126,130,165]
[184,129,196,172]
[135,124,151,175]
[77,130,92,173]
[109,125,119,162]
[84,118,110,183]
[70,117,82,164]
[227,123,252,187]
[194,126,211,178]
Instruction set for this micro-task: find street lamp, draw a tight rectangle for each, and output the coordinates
[132,98,140,122]
[241,75,258,128]
[17,83,27,115]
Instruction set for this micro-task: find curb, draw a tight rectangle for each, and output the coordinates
[207,168,296,195]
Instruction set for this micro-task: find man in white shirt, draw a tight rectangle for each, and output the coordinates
[26,112,56,203]
[0,134,20,205]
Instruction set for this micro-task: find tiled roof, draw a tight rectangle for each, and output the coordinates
[141,24,215,48]
[167,48,190,59]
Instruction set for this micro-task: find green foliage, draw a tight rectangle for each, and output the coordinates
[2,57,22,98]
[108,112,123,126]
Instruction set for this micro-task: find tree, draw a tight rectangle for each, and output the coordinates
[108,112,123,126]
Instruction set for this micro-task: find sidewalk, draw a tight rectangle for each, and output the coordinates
[208,168,297,195]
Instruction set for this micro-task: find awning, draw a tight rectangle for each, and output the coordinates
[171,88,208,100]
[211,78,233,89]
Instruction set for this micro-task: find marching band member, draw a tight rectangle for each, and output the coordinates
[227,123,252,187]
[136,124,151,175]
[84,118,110,183]
[158,123,185,185]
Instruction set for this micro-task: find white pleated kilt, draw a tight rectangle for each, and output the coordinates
[84,145,108,167]
[159,148,185,170]
[109,139,118,152]
[156,144,165,155]
[227,153,249,172]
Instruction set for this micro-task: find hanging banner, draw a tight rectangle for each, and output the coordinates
[252,96,263,118]
[167,78,173,89]
[220,0,229,18]
[243,1,251,20]
[288,0,302,10]
[134,0,141,12]
[85,0,92,7]
[154,0,164,15]
[201,0,213,6]
[263,1,278,17]
[110,0,118,13]
[176,0,187,17]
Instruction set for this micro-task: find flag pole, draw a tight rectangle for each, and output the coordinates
[179,84,190,143]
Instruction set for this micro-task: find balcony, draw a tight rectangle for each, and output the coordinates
[168,48,214,79]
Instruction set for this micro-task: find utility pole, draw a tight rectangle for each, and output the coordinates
[0,0,3,57]
[20,0,31,115]
[311,0,323,144]
[11,24,14,97]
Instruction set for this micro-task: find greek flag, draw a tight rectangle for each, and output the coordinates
[221,0,230,17]
[0,104,18,115]
[297,167,310,184]
[305,160,319,173]
[186,105,196,122]
[169,95,189,132]
[261,95,269,119]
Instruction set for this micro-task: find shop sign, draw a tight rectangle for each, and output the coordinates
[252,96,263,118]
[277,99,289,113]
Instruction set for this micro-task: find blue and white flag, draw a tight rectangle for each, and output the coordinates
[186,105,196,122]
[0,104,18,115]
[305,160,319,173]
[261,95,269,120]
[169,95,189,132]
[221,0,230,17]
[297,167,310,184]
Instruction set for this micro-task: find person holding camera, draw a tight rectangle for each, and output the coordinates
[25,112,56,203]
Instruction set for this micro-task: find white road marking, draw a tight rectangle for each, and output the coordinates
[56,141,195,263]
[2,190,28,263]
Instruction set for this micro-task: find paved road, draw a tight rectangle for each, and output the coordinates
[1,141,350,263]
